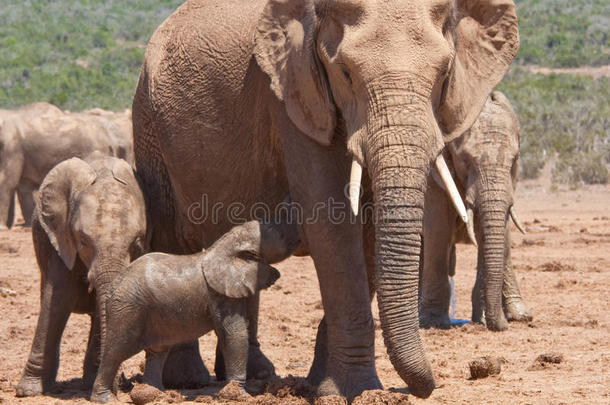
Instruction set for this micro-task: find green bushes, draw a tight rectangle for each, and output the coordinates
[498,68,610,184]
[0,0,608,185]
[515,0,610,67]
[0,0,183,110]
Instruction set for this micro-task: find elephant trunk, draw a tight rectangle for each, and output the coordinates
[363,96,438,398]
[475,169,511,331]
[89,254,131,345]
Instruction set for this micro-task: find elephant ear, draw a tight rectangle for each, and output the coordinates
[254,0,336,146]
[438,0,519,142]
[36,158,97,269]
[108,158,137,188]
[201,222,281,298]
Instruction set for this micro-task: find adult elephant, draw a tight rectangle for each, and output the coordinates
[421,91,532,331]
[133,0,519,399]
[0,103,133,228]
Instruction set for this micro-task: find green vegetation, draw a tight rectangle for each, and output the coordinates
[0,0,183,111]
[499,69,609,185]
[0,0,608,184]
[515,0,609,68]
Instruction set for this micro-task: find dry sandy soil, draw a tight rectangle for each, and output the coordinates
[1,181,609,404]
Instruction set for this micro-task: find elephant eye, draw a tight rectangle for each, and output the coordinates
[340,65,352,84]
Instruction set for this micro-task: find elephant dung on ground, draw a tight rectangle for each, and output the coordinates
[16,156,147,397]
[132,0,519,399]
[421,90,532,331]
[0,103,134,228]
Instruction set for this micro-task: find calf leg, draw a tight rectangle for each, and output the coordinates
[16,226,80,396]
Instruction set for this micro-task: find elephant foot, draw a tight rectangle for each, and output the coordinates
[504,299,533,322]
[482,312,509,331]
[419,309,451,329]
[317,364,382,401]
[15,375,48,397]
[162,343,210,389]
[89,389,116,403]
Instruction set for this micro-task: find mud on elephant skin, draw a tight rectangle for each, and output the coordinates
[90,220,299,403]
[421,91,532,331]
[16,156,147,398]
[0,102,133,229]
[133,0,519,399]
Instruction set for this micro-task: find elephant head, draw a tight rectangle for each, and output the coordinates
[201,221,290,299]
[255,0,518,396]
[36,157,147,334]
[447,90,522,330]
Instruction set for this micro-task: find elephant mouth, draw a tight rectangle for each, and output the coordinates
[348,154,467,221]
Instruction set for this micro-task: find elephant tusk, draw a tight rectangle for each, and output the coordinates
[349,159,363,216]
[509,205,526,234]
[435,155,468,224]
[467,207,477,247]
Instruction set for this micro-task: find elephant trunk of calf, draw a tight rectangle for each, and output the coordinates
[364,101,438,398]
[474,169,511,331]
[89,254,131,346]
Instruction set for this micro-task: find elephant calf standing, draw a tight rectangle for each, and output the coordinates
[0,102,133,228]
[16,156,147,397]
[421,91,532,331]
[90,220,299,403]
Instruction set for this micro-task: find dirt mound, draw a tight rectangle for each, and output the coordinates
[538,261,576,272]
[265,375,315,399]
[469,357,502,379]
[217,381,249,401]
[130,383,162,405]
[352,390,411,405]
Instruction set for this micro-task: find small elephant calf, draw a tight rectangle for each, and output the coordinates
[90,220,298,403]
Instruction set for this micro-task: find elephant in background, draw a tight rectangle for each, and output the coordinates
[132,0,519,399]
[420,91,532,331]
[0,102,133,228]
[16,156,147,397]
[83,108,134,164]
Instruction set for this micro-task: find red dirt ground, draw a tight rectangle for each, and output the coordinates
[1,181,609,404]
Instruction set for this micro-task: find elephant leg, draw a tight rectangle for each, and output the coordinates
[281,127,380,400]
[214,313,249,387]
[215,292,275,381]
[502,227,532,322]
[0,187,16,230]
[307,196,376,387]
[144,348,170,390]
[162,341,210,388]
[419,182,455,329]
[306,318,329,387]
[91,304,143,403]
[17,180,37,226]
[16,252,79,396]
[82,310,102,387]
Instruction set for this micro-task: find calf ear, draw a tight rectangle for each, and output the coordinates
[109,158,138,188]
[202,252,280,299]
[37,158,96,269]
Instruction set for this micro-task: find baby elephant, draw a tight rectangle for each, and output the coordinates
[17,156,146,397]
[90,220,298,403]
